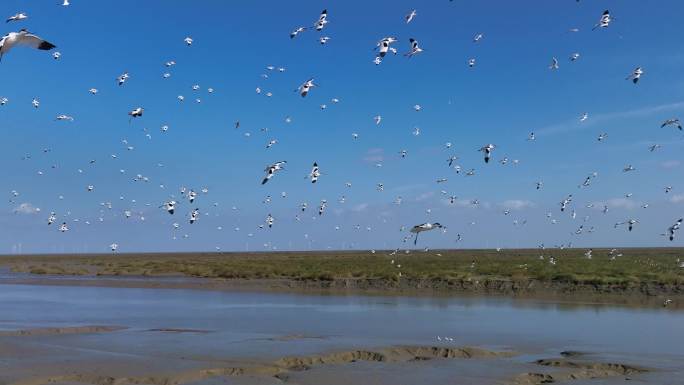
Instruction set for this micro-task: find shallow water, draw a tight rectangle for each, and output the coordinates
[1,282,683,384]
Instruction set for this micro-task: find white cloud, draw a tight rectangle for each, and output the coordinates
[670,194,684,204]
[351,203,369,212]
[538,101,684,136]
[661,160,681,169]
[362,148,384,163]
[415,191,434,201]
[594,198,639,210]
[500,199,535,210]
[14,203,41,214]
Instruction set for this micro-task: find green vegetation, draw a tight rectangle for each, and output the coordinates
[2,248,683,286]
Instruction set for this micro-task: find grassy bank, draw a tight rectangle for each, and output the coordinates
[2,248,683,287]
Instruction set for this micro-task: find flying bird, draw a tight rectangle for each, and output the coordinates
[6,13,28,23]
[666,218,682,241]
[297,78,316,97]
[592,10,612,30]
[410,222,443,245]
[262,161,286,184]
[626,67,643,84]
[661,118,682,131]
[404,38,423,57]
[309,162,321,183]
[479,144,495,163]
[0,29,56,61]
[405,9,417,24]
[314,9,328,31]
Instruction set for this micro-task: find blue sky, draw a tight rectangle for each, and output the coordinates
[1,0,683,253]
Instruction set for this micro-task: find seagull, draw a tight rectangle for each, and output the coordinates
[405,9,417,24]
[31,98,39,109]
[661,118,682,131]
[570,52,580,61]
[110,243,118,252]
[536,181,543,190]
[560,194,572,212]
[309,162,321,183]
[549,57,559,70]
[666,218,682,241]
[59,222,69,232]
[52,51,61,60]
[615,219,639,231]
[117,71,129,86]
[0,29,56,61]
[6,13,28,23]
[319,36,330,45]
[62,0,70,6]
[266,214,274,228]
[375,37,398,63]
[598,133,608,142]
[161,200,176,215]
[468,58,476,67]
[527,132,535,141]
[262,161,286,184]
[580,112,588,122]
[404,38,423,57]
[314,9,328,31]
[290,27,306,39]
[318,199,327,216]
[410,222,443,245]
[266,139,278,149]
[184,36,193,46]
[55,114,74,121]
[626,67,643,84]
[479,144,495,163]
[47,212,56,225]
[128,107,143,121]
[297,78,316,97]
[89,88,98,95]
[592,10,612,30]
[374,115,382,125]
[189,208,199,224]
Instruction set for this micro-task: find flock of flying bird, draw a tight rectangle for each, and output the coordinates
[2,3,683,259]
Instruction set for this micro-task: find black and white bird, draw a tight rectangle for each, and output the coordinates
[592,10,612,30]
[309,162,321,183]
[479,144,495,163]
[128,107,143,121]
[162,200,176,215]
[290,27,306,39]
[189,208,199,224]
[570,52,580,61]
[626,67,643,84]
[266,213,274,228]
[314,9,328,31]
[6,12,28,23]
[615,219,639,231]
[262,161,286,184]
[59,222,69,232]
[410,222,443,245]
[473,33,484,43]
[375,37,398,58]
[549,57,559,70]
[318,199,327,215]
[661,118,682,131]
[184,36,193,46]
[666,218,682,241]
[405,9,417,24]
[649,144,662,152]
[117,71,129,86]
[404,38,423,57]
[47,212,56,225]
[560,194,572,212]
[297,78,316,97]
[0,29,56,61]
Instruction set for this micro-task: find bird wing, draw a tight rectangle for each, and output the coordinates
[19,33,56,50]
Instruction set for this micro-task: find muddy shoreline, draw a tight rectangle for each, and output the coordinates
[2,275,682,308]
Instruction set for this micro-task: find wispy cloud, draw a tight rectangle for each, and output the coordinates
[661,160,681,169]
[500,199,535,210]
[670,194,684,204]
[537,101,684,136]
[362,148,384,163]
[14,203,41,214]
[591,198,639,210]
